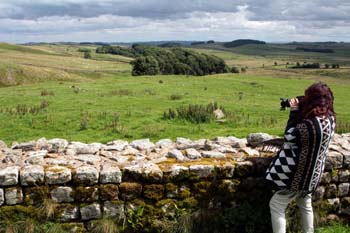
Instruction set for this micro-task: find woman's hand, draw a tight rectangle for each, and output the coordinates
[289,98,299,111]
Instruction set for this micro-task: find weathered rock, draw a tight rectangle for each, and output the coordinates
[20,165,45,186]
[124,162,163,182]
[66,142,102,155]
[163,165,189,181]
[143,184,164,201]
[130,139,155,150]
[167,149,188,162]
[240,147,259,157]
[51,186,74,203]
[0,189,4,206]
[100,165,122,184]
[313,186,325,201]
[105,140,129,151]
[176,137,193,149]
[5,187,23,205]
[75,186,99,202]
[247,133,273,147]
[216,163,235,178]
[201,151,226,159]
[45,166,72,184]
[340,197,350,215]
[80,203,101,220]
[339,170,350,182]
[155,139,174,148]
[213,109,225,119]
[343,154,350,168]
[47,138,69,153]
[119,182,142,200]
[25,150,47,165]
[58,204,79,221]
[1,148,22,164]
[185,148,202,160]
[325,151,343,170]
[192,139,207,149]
[100,184,119,201]
[0,140,7,149]
[189,165,215,179]
[235,161,254,177]
[121,146,139,156]
[338,183,349,197]
[321,172,332,184]
[326,184,337,198]
[75,154,101,165]
[12,142,36,151]
[103,201,125,219]
[73,166,99,185]
[0,166,19,186]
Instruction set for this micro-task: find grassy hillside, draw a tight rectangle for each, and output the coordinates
[0,43,349,145]
[0,43,131,86]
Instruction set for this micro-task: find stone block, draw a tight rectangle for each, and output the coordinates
[25,150,47,165]
[155,139,174,149]
[325,152,343,171]
[75,186,99,202]
[103,201,125,219]
[73,166,99,185]
[313,186,325,201]
[143,184,164,201]
[47,138,68,153]
[20,165,45,186]
[201,151,226,159]
[215,163,235,178]
[5,187,23,205]
[0,166,19,186]
[51,186,74,203]
[45,166,72,184]
[189,165,215,179]
[119,182,142,201]
[105,140,129,151]
[321,172,331,184]
[12,142,36,151]
[175,137,193,149]
[338,183,350,197]
[167,149,188,162]
[100,184,119,201]
[163,165,189,182]
[80,203,101,220]
[339,170,350,182]
[247,133,273,147]
[74,154,101,165]
[185,148,202,160]
[344,154,350,168]
[235,161,254,177]
[165,183,178,199]
[326,184,337,198]
[99,165,122,184]
[57,204,79,221]
[130,138,155,150]
[0,189,4,206]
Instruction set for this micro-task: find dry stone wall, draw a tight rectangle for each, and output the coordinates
[0,133,349,232]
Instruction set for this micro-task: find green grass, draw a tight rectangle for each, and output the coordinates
[0,73,349,145]
[0,43,349,145]
[316,222,350,233]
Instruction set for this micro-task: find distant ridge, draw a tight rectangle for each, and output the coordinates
[223,39,266,48]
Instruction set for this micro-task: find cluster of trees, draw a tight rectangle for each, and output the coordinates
[96,45,135,58]
[292,62,340,69]
[130,44,230,76]
[296,47,334,53]
[224,39,266,48]
[190,40,215,46]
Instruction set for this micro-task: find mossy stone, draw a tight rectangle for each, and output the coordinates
[100,184,119,201]
[119,182,142,201]
[61,223,86,233]
[143,184,164,201]
[178,185,191,200]
[165,183,178,199]
[24,186,48,205]
[74,186,99,202]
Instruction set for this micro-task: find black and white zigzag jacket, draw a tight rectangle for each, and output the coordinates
[266,110,335,195]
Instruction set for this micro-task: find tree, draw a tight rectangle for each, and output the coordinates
[131,56,160,76]
[84,51,91,59]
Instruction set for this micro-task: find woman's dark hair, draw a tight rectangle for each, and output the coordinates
[298,82,335,121]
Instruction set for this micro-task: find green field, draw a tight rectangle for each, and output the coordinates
[0,42,349,145]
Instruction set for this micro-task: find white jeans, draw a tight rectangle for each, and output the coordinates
[269,190,314,233]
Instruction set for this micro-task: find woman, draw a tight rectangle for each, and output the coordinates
[266,82,336,233]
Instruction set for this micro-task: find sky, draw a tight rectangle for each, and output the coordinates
[0,0,349,43]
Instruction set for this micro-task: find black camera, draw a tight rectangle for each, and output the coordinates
[280,96,304,110]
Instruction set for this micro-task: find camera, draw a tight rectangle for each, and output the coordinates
[280,96,304,110]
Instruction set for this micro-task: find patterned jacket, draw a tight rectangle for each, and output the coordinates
[266,110,335,195]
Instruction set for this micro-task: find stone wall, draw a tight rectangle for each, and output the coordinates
[0,133,349,232]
